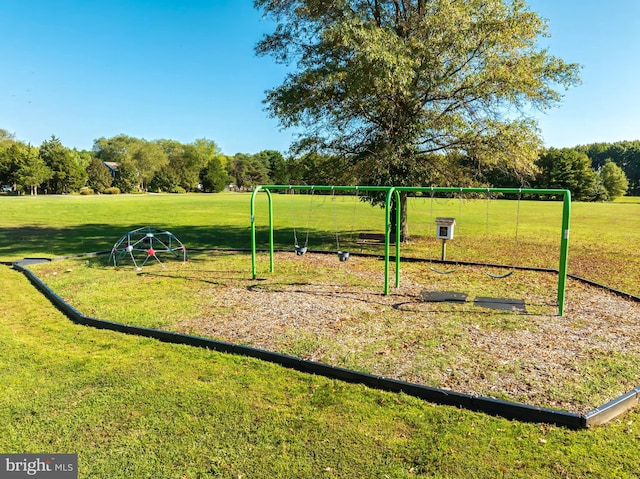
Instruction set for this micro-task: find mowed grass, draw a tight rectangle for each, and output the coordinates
[2,192,640,477]
[1,192,638,295]
[4,264,640,478]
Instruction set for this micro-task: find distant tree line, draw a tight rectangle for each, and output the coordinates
[479,142,634,201]
[257,142,632,202]
[0,128,635,201]
[277,145,634,202]
[0,129,287,195]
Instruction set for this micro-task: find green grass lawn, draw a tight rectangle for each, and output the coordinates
[1,192,637,294]
[4,262,640,478]
[2,192,640,478]
[28,250,639,415]
[614,195,640,204]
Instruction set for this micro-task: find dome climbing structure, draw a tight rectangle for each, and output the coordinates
[109,226,187,270]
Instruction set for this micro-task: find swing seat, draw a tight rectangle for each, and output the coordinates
[485,269,514,279]
[429,264,459,275]
[295,245,308,255]
[338,251,350,262]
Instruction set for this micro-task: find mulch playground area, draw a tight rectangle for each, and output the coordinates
[166,252,640,414]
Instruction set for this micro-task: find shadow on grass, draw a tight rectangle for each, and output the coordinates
[0,224,337,259]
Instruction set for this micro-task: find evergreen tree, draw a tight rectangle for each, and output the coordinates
[200,157,228,192]
[86,158,113,193]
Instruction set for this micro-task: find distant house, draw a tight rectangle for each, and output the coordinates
[103,162,119,178]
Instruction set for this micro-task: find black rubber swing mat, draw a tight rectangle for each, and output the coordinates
[473,296,527,312]
[420,290,468,303]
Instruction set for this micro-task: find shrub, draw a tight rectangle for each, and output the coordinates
[171,186,187,194]
[103,187,121,195]
[79,188,94,195]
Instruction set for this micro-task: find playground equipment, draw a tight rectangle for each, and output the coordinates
[251,186,571,315]
[251,185,396,293]
[109,226,187,270]
[332,186,360,262]
[396,186,571,315]
[290,186,314,255]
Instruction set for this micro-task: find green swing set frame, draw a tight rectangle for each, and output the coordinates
[250,185,571,315]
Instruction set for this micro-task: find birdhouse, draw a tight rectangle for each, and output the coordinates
[435,217,456,240]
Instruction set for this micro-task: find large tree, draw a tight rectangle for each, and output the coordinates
[2,142,52,194]
[200,157,228,193]
[39,136,87,194]
[86,158,113,193]
[599,160,628,200]
[0,132,17,186]
[154,140,207,191]
[16,147,52,195]
[535,148,597,201]
[253,150,289,184]
[255,0,580,237]
[93,135,168,192]
[227,153,270,190]
[578,141,640,195]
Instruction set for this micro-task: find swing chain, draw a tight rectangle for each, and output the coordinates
[332,186,352,261]
[304,186,314,248]
[332,186,340,252]
[348,186,359,245]
[290,186,300,248]
[292,185,313,255]
[485,188,521,279]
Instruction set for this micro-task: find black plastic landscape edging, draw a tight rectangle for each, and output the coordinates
[11,256,640,429]
[566,274,640,303]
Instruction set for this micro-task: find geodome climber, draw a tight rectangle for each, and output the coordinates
[109,226,187,270]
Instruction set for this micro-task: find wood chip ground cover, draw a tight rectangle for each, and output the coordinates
[36,252,640,415]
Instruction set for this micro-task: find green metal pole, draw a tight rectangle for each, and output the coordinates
[266,188,274,273]
[383,188,395,295]
[250,186,260,280]
[250,186,274,279]
[394,189,401,289]
[558,190,571,316]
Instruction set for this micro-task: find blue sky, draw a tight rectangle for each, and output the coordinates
[528,0,640,148]
[1,1,638,155]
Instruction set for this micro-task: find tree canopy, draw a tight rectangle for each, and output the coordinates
[256,0,579,174]
[39,136,87,194]
[535,148,596,201]
[256,0,580,234]
[86,158,113,193]
[578,141,640,195]
[598,160,628,200]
